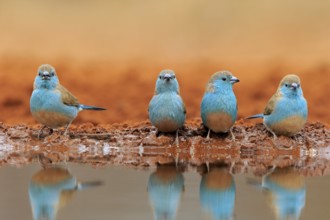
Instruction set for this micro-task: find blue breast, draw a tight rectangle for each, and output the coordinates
[149,92,186,127]
[30,89,78,118]
[201,92,237,124]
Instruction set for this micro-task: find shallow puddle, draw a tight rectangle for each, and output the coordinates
[1,162,330,220]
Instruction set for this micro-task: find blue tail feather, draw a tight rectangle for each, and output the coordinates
[246,113,264,119]
[76,181,103,190]
[80,105,106,111]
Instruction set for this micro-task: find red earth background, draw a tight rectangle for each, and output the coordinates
[0,1,329,126]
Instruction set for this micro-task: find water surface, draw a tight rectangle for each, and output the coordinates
[0,163,330,220]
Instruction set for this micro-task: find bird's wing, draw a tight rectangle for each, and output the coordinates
[205,83,215,93]
[179,95,187,114]
[183,102,187,115]
[263,92,281,116]
[57,84,80,107]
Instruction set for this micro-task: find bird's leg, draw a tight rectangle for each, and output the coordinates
[229,161,235,175]
[63,121,73,136]
[230,127,236,142]
[270,131,278,147]
[272,132,278,140]
[206,129,211,139]
[264,165,276,177]
[175,130,179,147]
[269,132,278,147]
[264,122,277,141]
[206,161,210,172]
[38,125,47,139]
[267,129,277,140]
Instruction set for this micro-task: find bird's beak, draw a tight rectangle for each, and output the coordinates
[164,74,172,82]
[290,83,298,90]
[230,76,240,84]
[41,71,51,80]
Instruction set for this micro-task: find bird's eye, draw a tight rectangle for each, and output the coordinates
[38,72,42,76]
[50,72,55,77]
[285,84,288,87]
[159,76,162,79]
[173,75,176,79]
[222,77,226,81]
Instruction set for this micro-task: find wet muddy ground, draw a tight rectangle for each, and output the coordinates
[1,120,329,176]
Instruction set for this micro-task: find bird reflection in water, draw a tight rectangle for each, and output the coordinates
[261,166,306,220]
[28,165,102,220]
[199,165,236,220]
[147,165,185,220]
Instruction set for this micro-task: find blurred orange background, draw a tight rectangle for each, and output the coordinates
[0,0,329,125]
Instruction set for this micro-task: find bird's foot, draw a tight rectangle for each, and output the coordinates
[269,131,278,146]
[230,128,236,142]
[206,129,211,140]
[229,161,235,175]
[63,122,73,136]
[175,130,179,147]
[271,131,278,141]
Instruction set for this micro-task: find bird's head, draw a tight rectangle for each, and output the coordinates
[155,70,180,94]
[206,71,239,93]
[34,64,59,89]
[279,74,303,97]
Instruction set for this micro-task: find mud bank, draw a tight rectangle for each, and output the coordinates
[0,120,329,176]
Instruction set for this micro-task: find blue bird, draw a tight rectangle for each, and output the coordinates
[200,71,239,139]
[29,166,101,220]
[261,167,306,220]
[200,167,236,220]
[30,64,106,137]
[147,166,184,220]
[247,74,308,138]
[148,70,186,141]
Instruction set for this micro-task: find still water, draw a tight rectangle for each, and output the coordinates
[0,163,329,220]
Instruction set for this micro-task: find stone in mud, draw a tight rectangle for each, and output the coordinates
[7,127,29,139]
